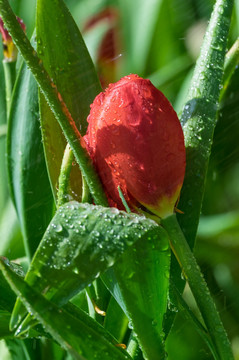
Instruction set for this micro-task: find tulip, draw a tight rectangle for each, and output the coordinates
[84,74,186,218]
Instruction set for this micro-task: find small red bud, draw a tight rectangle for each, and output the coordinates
[0,16,26,61]
[83,8,120,88]
[84,74,186,218]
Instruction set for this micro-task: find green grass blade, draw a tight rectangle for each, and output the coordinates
[0,46,8,219]
[7,49,54,259]
[178,0,234,249]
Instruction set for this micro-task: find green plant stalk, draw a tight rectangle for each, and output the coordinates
[221,37,239,99]
[178,0,234,248]
[0,0,108,208]
[161,214,234,360]
[57,143,74,208]
[81,174,92,203]
[3,60,15,117]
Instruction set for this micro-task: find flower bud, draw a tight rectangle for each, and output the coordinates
[0,17,26,62]
[84,74,186,218]
[83,7,120,88]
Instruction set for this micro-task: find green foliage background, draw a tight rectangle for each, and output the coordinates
[0,0,239,359]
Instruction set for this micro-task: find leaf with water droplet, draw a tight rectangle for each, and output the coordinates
[102,224,170,360]
[10,201,160,333]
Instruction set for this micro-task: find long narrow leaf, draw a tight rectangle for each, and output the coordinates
[36,0,102,200]
[103,227,170,360]
[7,45,53,258]
[119,0,163,74]
[0,258,133,360]
[178,0,233,248]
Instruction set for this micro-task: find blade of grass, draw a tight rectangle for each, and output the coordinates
[178,0,234,248]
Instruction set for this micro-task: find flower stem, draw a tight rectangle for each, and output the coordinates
[0,0,108,207]
[57,143,74,208]
[161,214,234,360]
[3,60,15,117]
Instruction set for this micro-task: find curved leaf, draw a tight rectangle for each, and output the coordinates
[36,0,102,200]
[10,201,160,332]
[178,0,233,249]
[169,0,233,317]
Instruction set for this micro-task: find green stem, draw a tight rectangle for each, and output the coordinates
[57,143,74,208]
[81,175,92,203]
[3,60,15,117]
[0,0,108,207]
[220,37,239,99]
[161,214,234,360]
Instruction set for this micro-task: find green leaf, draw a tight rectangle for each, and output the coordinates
[0,0,108,208]
[0,260,19,312]
[178,0,234,249]
[119,0,163,74]
[167,0,234,332]
[171,284,219,360]
[36,0,102,200]
[0,311,12,339]
[103,297,128,343]
[0,199,24,260]
[7,43,54,259]
[0,258,133,360]
[103,227,170,360]
[0,45,8,219]
[10,201,160,331]
[5,338,44,360]
[0,261,18,339]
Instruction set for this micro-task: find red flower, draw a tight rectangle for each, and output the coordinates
[83,8,120,88]
[0,16,25,61]
[84,74,186,218]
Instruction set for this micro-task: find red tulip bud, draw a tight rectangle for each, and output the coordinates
[0,16,26,61]
[84,74,186,218]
